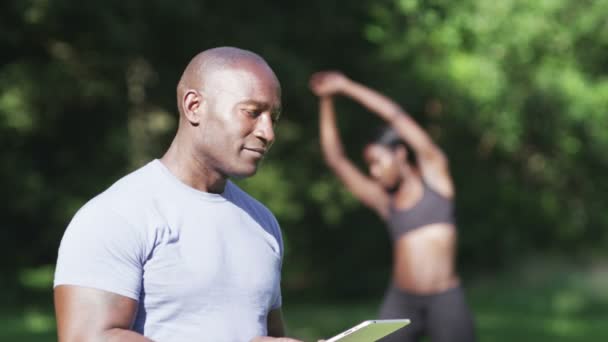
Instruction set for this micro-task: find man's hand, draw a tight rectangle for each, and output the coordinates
[309,71,350,97]
[250,337,303,342]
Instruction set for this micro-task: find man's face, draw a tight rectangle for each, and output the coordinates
[197,63,281,178]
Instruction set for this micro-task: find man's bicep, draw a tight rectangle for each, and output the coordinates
[54,204,144,299]
[54,285,139,341]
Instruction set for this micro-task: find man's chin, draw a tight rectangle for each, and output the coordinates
[228,166,259,179]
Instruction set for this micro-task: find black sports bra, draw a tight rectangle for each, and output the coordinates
[387,181,455,240]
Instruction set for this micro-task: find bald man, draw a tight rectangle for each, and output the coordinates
[53,47,301,342]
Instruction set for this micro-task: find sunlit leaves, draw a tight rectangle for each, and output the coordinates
[367,0,608,254]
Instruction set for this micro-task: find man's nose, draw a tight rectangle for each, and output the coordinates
[254,113,275,145]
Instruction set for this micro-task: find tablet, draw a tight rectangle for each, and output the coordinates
[325,319,411,342]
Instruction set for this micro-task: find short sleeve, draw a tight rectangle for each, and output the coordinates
[270,285,282,310]
[269,214,283,310]
[54,201,145,300]
[269,214,284,260]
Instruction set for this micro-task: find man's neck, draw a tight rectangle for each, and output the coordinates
[160,138,227,194]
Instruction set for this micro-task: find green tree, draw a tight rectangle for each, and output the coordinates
[366,0,608,266]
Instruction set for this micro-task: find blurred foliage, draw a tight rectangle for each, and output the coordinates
[365,0,608,270]
[1,0,607,303]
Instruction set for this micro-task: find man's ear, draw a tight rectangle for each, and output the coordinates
[183,90,203,126]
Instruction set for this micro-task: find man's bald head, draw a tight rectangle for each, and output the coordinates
[177,47,279,115]
[169,46,282,181]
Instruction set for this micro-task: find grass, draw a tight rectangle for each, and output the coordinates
[284,259,608,341]
[3,259,608,341]
[0,307,56,342]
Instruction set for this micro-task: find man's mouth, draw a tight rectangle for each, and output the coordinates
[243,147,266,156]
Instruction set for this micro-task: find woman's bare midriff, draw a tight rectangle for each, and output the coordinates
[391,223,460,294]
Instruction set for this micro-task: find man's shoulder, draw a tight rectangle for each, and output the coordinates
[226,181,277,221]
[227,181,283,251]
[227,181,269,207]
[79,160,162,219]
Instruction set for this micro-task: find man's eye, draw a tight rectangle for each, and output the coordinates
[242,109,258,117]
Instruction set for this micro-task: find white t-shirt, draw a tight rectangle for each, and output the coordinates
[54,159,283,342]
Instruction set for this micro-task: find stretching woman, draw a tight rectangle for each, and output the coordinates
[310,71,475,342]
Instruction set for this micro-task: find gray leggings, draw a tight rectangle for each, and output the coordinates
[377,286,476,342]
